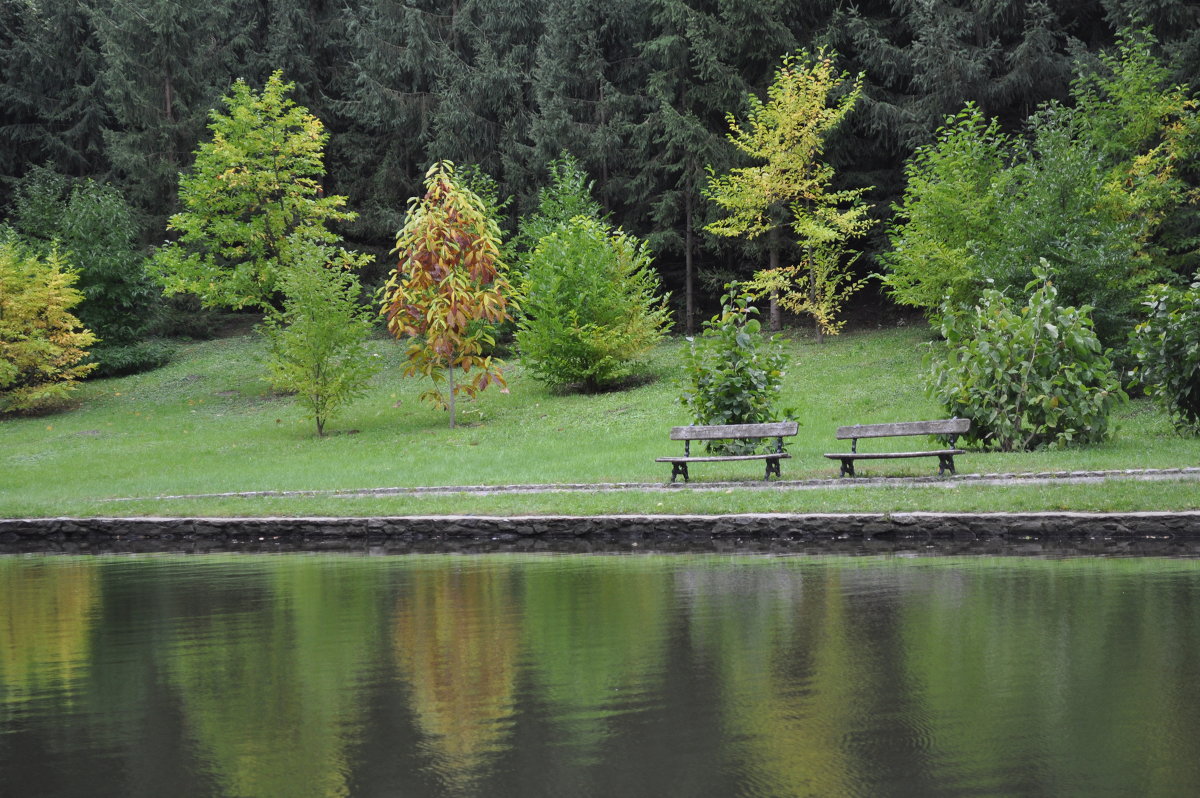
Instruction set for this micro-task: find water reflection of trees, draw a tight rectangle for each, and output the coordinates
[392,561,521,795]
[0,558,99,709]
[165,558,386,798]
[682,562,861,796]
[521,558,671,758]
[3,556,1200,795]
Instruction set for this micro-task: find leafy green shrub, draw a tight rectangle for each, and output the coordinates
[680,286,787,453]
[926,265,1124,451]
[884,32,1196,348]
[87,340,175,379]
[511,153,604,267]
[0,239,97,413]
[261,246,381,437]
[1131,277,1200,434]
[881,105,1008,313]
[517,217,670,391]
[12,167,165,370]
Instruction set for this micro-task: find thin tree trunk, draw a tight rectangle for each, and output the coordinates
[448,364,456,428]
[768,231,781,332]
[809,261,824,344]
[685,193,695,335]
[163,73,174,124]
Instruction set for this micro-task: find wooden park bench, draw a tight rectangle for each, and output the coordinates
[824,418,970,477]
[657,422,799,483]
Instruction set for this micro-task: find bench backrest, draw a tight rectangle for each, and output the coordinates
[670,421,799,441]
[835,418,970,440]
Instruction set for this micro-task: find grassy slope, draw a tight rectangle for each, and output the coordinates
[2,324,1197,517]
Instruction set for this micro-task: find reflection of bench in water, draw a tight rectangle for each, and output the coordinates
[656,421,799,483]
[824,418,970,477]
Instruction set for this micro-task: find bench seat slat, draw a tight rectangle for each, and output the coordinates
[823,449,964,460]
[670,422,799,441]
[835,419,969,439]
[656,453,791,464]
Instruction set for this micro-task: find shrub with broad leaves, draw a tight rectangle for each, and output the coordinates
[926,263,1124,451]
[517,216,669,391]
[680,285,787,453]
[1131,277,1200,435]
[261,245,381,437]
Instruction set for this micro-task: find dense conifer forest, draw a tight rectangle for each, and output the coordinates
[2,0,1197,319]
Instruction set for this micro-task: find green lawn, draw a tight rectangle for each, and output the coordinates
[2,323,1197,518]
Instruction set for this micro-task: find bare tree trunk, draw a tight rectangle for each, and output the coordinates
[685,194,695,335]
[810,263,824,344]
[768,231,781,332]
[448,365,456,429]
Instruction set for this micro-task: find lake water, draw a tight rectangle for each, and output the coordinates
[2,553,1199,797]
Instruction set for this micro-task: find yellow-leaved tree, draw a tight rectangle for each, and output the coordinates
[704,50,874,341]
[381,162,513,428]
[0,240,97,413]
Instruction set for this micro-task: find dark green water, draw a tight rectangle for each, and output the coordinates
[2,554,1199,797]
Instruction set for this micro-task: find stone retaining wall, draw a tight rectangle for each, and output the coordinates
[2,513,1199,555]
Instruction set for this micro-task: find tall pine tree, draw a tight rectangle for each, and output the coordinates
[635,0,801,332]
[88,0,245,224]
[0,1,108,180]
[340,0,454,244]
[529,0,649,220]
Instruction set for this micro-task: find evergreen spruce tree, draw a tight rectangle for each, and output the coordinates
[1098,0,1199,85]
[427,0,541,212]
[830,0,1076,154]
[88,0,243,223]
[0,1,108,180]
[825,0,1080,244]
[529,0,649,220]
[636,0,801,333]
[340,0,454,243]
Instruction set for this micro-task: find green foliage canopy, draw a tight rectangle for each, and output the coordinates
[679,284,786,453]
[11,167,166,376]
[261,247,381,437]
[151,71,361,311]
[511,153,604,268]
[704,50,870,244]
[704,49,873,338]
[880,105,1009,312]
[517,216,670,391]
[1132,276,1200,435]
[883,31,1198,346]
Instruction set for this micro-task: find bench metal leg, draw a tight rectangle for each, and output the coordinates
[839,458,855,477]
[938,454,955,477]
[671,462,689,483]
[764,458,781,480]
